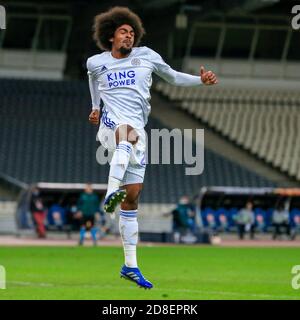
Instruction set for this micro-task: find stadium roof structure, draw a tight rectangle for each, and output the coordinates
[199,186,300,198]
[201,186,274,195]
[36,182,107,191]
[0,0,284,14]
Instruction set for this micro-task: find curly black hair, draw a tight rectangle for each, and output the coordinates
[92,6,145,51]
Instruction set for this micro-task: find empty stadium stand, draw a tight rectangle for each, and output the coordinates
[0,78,276,206]
[0,201,17,234]
[156,82,300,182]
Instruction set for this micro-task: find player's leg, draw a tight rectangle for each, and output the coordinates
[121,183,142,210]
[79,221,86,245]
[119,182,153,289]
[104,124,139,213]
[89,217,98,246]
[119,183,142,266]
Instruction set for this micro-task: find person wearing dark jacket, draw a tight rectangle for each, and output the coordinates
[30,187,46,238]
[234,201,255,240]
[77,184,100,246]
[171,196,196,242]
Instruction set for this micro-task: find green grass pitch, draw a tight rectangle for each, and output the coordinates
[0,246,299,300]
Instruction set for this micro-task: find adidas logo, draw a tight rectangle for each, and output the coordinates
[101,65,107,72]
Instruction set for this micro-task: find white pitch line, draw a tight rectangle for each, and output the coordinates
[9,281,54,287]
[7,281,300,300]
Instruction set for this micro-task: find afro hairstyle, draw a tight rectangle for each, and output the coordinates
[92,6,145,51]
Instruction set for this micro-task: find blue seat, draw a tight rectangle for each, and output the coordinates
[215,207,229,231]
[47,204,66,227]
[201,207,217,230]
[254,207,267,232]
[227,207,238,230]
[265,208,274,230]
[290,208,300,228]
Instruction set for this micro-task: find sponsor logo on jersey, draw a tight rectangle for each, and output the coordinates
[107,70,136,88]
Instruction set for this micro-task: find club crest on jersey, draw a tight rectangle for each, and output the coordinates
[131,58,141,66]
[107,70,136,88]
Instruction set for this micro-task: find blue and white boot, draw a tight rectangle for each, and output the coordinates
[104,189,127,213]
[120,265,153,289]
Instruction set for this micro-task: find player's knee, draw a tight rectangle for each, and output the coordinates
[116,124,139,145]
[124,194,139,207]
[122,188,141,209]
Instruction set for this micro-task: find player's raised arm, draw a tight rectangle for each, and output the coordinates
[150,48,218,87]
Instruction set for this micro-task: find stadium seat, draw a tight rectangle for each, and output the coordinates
[156,82,300,182]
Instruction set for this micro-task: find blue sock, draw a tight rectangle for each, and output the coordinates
[91,227,98,242]
[79,227,86,243]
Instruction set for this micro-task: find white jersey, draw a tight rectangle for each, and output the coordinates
[87,46,202,129]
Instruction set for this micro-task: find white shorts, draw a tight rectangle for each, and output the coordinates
[97,122,147,185]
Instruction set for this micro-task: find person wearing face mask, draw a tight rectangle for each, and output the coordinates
[170,196,196,241]
[30,186,47,238]
[234,201,255,240]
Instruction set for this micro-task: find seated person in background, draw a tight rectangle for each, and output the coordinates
[234,201,255,240]
[67,204,80,230]
[206,213,217,232]
[169,196,196,243]
[291,215,300,240]
[76,184,101,246]
[272,203,291,240]
[218,213,228,233]
[47,203,66,229]
[255,213,265,233]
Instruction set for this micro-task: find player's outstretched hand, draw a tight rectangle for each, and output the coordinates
[200,66,218,85]
[89,109,100,125]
